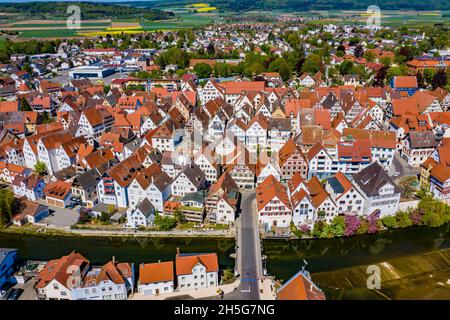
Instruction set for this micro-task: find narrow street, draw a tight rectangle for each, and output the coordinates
[225,190,263,300]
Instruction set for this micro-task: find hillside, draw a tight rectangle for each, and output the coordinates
[0,1,174,21]
[142,0,450,12]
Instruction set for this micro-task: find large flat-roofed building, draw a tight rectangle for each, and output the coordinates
[69,64,116,79]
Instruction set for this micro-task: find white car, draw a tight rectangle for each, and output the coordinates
[393,172,400,177]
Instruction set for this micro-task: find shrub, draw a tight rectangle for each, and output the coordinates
[357,219,369,234]
[154,213,177,231]
[381,215,397,229]
[396,210,413,228]
[320,223,334,239]
[331,216,345,237]
[312,221,324,238]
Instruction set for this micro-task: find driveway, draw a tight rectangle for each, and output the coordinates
[390,152,421,182]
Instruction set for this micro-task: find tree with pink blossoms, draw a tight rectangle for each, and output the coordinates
[299,224,310,235]
[409,209,423,225]
[367,210,380,234]
[344,214,361,237]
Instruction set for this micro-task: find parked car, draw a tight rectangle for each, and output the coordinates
[7,288,23,300]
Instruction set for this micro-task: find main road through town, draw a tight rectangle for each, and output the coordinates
[224,190,263,300]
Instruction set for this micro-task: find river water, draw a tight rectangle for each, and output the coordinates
[263,224,450,282]
[0,233,236,269]
[0,224,449,283]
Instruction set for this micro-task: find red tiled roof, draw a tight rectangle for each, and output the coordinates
[175,253,218,276]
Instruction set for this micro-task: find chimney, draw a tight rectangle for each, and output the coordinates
[158,259,161,263]
[176,247,180,255]
[112,256,116,265]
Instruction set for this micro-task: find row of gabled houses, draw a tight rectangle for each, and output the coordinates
[256,161,401,232]
[33,249,218,300]
[0,73,449,229]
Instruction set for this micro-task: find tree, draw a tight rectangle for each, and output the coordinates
[396,211,413,228]
[0,189,15,227]
[221,268,235,284]
[432,69,447,89]
[364,50,376,62]
[268,58,291,81]
[398,176,419,199]
[20,97,32,111]
[312,221,324,238]
[99,212,111,223]
[374,66,388,86]
[320,223,334,239]
[338,60,353,75]
[193,62,212,78]
[174,209,185,225]
[331,216,345,237]
[301,54,321,74]
[34,161,48,176]
[41,111,54,124]
[154,213,177,231]
[357,219,369,234]
[423,68,436,86]
[367,211,380,234]
[344,214,361,236]
[419,194,450,227]
[354,45,364,58]
[206,42,215,56]
[349,37,360,46]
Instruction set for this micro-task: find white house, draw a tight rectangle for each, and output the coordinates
[291,189,316,228]
[138,261,174,296]
[35,251,90,300]
[175,251,219,291]
[12,174,46,201]
[124,198,156,229]
[256,175,292,231]
[171,163,207,197]
[127,166,172,212]
[353,162,401,217]
[71,260,133,300]
[325,172,365,215]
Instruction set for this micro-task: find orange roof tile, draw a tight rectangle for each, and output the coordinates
[139,261,174,284]
[175,253,218,276]
[256,175,291,211]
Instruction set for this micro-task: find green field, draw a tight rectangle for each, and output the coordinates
[141,13,213,31]
[17,28,105,38]
[5,7,449,39]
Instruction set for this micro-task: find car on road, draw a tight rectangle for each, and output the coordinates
[393,172,400,177]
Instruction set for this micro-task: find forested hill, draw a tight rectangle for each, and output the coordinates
[145,0,450,11]
[0,2,174,20]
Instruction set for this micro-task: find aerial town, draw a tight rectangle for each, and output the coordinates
[0,3,449,302]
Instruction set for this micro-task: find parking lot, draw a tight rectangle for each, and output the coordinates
[39,204,80,228]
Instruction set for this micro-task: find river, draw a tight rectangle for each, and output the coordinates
[0,232,236,269]
[1,224,449,288]
[263,224,450,282]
